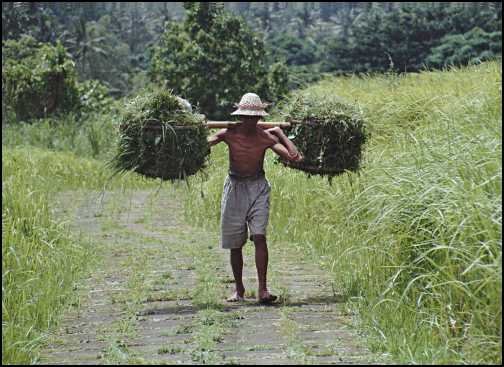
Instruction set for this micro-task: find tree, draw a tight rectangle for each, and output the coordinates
[2,35,81,121]
[59,18,107,78]
[319,2,334,22]
[59,16,133,95]
[149,2,288,119]
[268,33,318,66]
[2,2,57,42]
[252,3,271,32]
[322,2,502,73]
[426,27,502,69]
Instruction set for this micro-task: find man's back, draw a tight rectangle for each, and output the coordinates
[222,127,277,177]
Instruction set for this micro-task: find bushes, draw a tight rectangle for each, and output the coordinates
[2,35,81,121]
[426,27,502,68]
[76,79,115,114]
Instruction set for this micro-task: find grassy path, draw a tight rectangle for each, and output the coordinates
[37,187,388,365]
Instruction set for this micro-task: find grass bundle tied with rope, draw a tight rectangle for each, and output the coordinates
[276,94,368,180]
[111,89,209,180]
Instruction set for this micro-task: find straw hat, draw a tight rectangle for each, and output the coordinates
[231,93,269,116]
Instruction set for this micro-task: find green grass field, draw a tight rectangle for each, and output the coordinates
[1,147,159,364]
[183,61,502,364]
[2,61,501,364]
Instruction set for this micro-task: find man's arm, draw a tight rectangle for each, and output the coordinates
[266,127,303,161]
[207,128,227,147]
[270,142,303,162]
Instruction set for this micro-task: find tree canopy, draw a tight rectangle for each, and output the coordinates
[1,2,501,111]
[149,2,288,119]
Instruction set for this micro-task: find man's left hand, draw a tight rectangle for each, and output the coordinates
[289,151,303,162]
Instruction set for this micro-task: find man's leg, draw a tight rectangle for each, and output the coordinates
[228,248,245,301]
[253,235,277,302]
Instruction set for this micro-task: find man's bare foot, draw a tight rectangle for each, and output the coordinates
[226,286,245,302]
[258,289,278,304]
[226,291,245,302]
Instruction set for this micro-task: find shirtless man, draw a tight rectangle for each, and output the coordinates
[207,93,303,304]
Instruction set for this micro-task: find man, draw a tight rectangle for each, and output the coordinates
[207,92,303,304]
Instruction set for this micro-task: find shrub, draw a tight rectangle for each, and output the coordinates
[426,27,502,69]
[76,79,115,114]
[2,35,80,122]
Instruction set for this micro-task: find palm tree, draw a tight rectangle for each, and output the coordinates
[59,17,108,78]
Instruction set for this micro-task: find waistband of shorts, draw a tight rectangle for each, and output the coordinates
[228,169,265,181]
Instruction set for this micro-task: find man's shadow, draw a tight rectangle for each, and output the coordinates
[137,293,348,316]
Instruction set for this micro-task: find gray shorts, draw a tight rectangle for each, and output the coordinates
[220,174,271,249]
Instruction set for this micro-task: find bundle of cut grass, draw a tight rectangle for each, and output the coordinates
[111,89,210,180]
[275,94,368,179]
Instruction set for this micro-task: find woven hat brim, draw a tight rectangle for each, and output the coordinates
[231,109,269,116]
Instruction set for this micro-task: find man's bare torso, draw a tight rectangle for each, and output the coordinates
[223,126,276,177]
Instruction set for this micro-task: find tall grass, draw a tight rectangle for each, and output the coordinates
[2,111,118,160]
[1,146,158,364]
[183,61,502,364]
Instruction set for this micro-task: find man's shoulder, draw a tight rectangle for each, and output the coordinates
[257,127,279,145]
[215,128,229,138]
[256,126,271,139]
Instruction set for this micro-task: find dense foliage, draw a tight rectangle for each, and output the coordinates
[58,15,133,95]
[322,3,502,73]
[426,27,502,69]
[2,3,501,96]
[149,3,289,119]
[76,79,115,115]
[2,35,80,121]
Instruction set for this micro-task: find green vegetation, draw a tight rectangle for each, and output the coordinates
[5,3,499,100]
[149,2,289,119]
[321,3,502,74]
[2,111,117,159]
[1,147,157,364]
[111,88,209,180]
[2,148,92,364]
[2,2,501,364]
[275,94,367,179]
[183,61,502,364]
[2,35,80,121]
[60,15,135,95]
[426,27,502,69]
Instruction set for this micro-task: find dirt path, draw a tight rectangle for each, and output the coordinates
[37,188,388,365]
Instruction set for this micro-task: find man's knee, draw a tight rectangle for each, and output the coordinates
[230,248,243,255]
[252,234,267,246]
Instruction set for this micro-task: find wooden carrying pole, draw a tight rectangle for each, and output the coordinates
[205,121,291,129]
